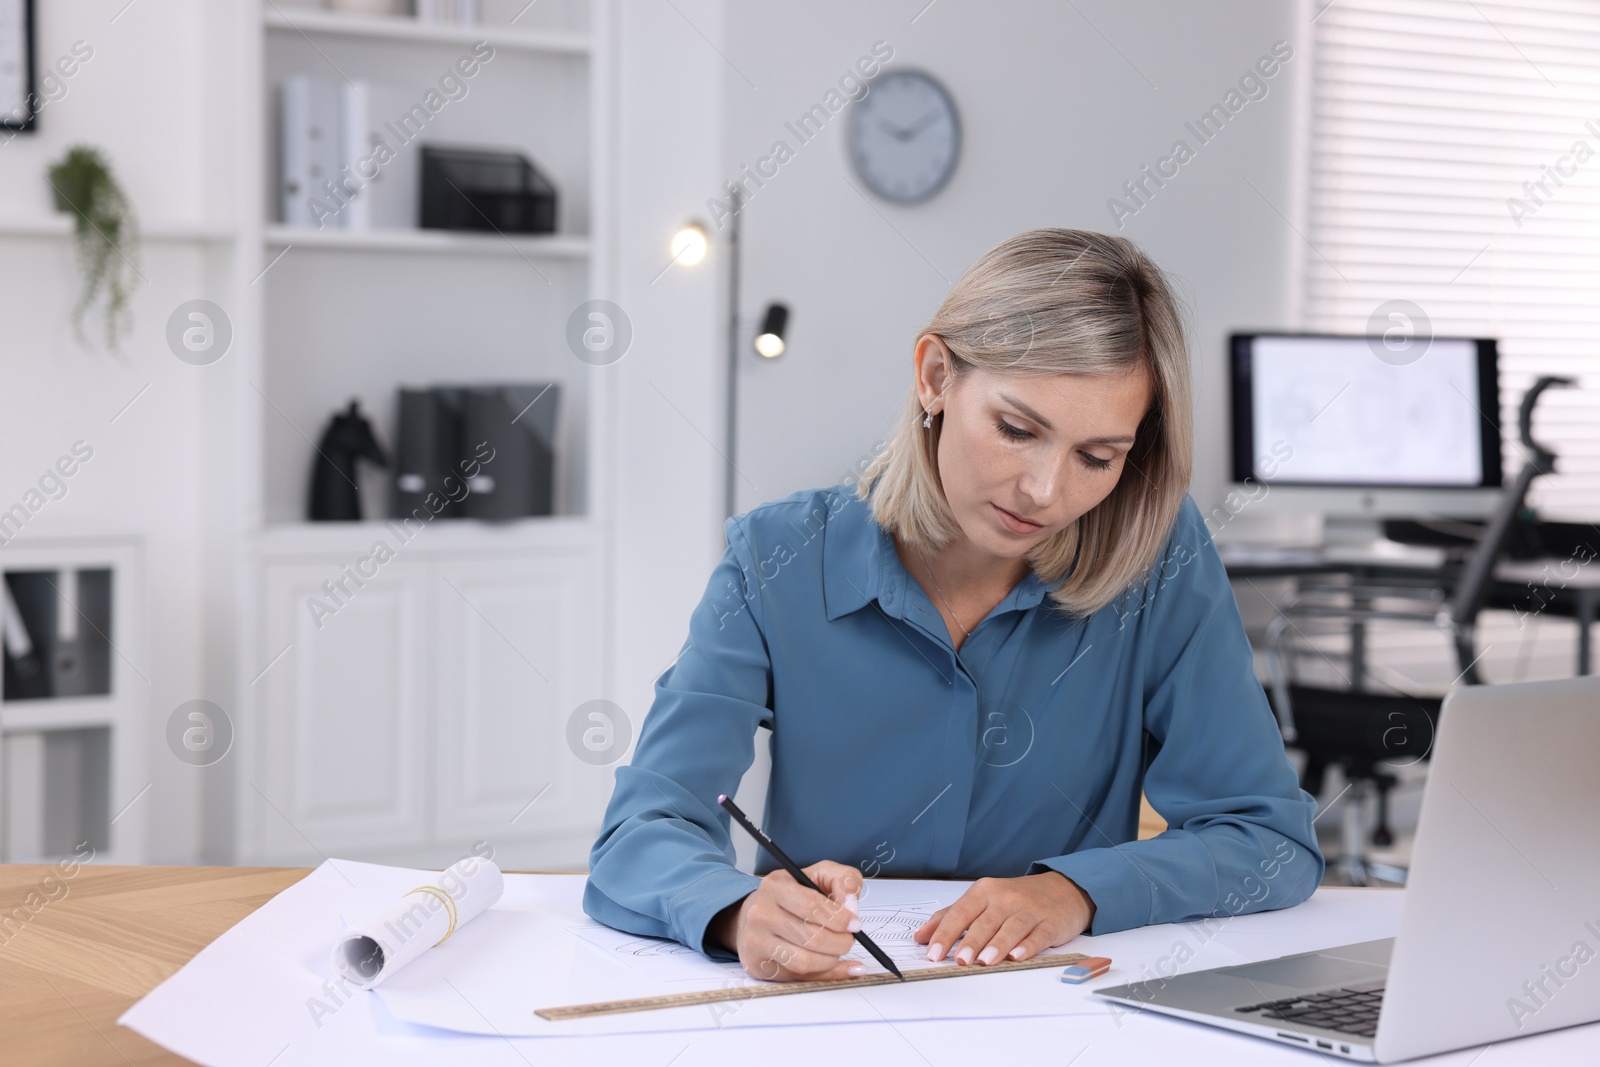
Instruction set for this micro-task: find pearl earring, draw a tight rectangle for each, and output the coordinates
[923,409,933,429]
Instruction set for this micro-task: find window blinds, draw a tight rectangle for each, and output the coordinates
[1304,0,1600,520]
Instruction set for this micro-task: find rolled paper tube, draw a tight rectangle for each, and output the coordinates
[332,856,504,990]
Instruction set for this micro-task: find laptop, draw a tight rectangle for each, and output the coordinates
[1095,674,1600,1062]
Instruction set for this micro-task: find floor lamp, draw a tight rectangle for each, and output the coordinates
[719,189,790,520]
[723,189,743,521]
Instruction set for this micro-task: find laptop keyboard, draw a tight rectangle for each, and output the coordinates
[1235,985,1385,1039]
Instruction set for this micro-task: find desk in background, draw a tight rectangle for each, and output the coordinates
[1220,545,1599,677]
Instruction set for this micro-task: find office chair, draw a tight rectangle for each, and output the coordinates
[1262,375,1574,886]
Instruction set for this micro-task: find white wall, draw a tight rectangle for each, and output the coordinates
[720,0,1304,517]
[0,0,226,862]
[608,0,730,791]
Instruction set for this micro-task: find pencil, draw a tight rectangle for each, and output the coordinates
[717,794,906,981]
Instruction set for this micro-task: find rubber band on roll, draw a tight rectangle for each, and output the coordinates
[332,856,504,990]
[406,885,460,945]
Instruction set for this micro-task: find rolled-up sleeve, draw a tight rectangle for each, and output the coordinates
[1029,501,1325,934]
[583,515,771,959]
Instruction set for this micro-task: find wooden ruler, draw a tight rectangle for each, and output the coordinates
[535,952,1093,1021]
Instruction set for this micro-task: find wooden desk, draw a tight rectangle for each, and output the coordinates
[0,864,312,1067]
[4,842,1245,1067]
[18,865,1512,1066]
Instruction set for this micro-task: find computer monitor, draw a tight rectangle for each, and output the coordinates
[1229,332,1503,524]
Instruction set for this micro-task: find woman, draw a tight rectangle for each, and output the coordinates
[584,228,1322,983]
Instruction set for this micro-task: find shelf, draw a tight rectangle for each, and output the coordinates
[256,515,598,558]
[263,8,591,56]
[0,217,234,242]
[263,224,589,258]
[0,697,124,733]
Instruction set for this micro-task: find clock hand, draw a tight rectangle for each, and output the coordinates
[901,109,942,139]
[878,117,911,140]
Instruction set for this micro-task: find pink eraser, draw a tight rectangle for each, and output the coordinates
[1058,957,1112,984]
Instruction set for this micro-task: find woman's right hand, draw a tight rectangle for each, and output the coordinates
[710,861,865,982]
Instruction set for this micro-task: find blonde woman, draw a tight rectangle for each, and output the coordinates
[585,228,1322,982]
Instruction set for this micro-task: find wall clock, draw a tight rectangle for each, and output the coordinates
[847,69,960,205]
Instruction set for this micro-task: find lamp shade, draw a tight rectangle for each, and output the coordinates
[754,302,789,358]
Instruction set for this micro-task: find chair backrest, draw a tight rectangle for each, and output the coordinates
[1445,376,1574,669]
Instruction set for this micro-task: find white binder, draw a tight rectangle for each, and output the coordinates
[279,74,345,228]
[339,80,422,230]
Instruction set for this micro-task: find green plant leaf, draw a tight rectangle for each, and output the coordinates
[48,144,141,349]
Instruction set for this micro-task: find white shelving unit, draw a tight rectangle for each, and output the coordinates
[202,0,617,869]
[262,223,591,257]
[262,7,592,54]
[0,218,234,242]
[0,539,147,866]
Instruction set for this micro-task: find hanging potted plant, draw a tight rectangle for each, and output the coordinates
[47,145,141,349]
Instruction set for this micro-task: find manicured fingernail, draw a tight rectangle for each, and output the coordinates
[847,963,865,977]
[978,946,1000,966]
[847,917,862,933]
[844,893,859,916]
[957,947,974,965]
[1009,946,1026,960]
[928,943,944,961]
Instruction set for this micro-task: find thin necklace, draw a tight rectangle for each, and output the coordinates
[914,542,972,637]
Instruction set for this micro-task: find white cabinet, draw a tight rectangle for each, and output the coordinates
[255,560,429,857]
[242,523,610,868]
[433,554,599,841]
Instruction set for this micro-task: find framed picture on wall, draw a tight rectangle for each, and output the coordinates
[0,0,35,132]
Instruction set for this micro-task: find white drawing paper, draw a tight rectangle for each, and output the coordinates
[567,898,957,984]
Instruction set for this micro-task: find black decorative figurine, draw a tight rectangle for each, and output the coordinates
[309,400,388,521]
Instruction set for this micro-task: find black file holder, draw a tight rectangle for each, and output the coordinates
[391,383,560,520]
[420,147,558,234]
[3,569,113,702]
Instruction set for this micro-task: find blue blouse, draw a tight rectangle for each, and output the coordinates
[584,484,1323,958]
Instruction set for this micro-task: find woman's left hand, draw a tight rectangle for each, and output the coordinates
[912,872,1096,965]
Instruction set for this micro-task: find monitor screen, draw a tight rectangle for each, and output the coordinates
[1230,333,1502,489]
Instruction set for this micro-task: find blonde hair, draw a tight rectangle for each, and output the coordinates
[857,228,1193,617]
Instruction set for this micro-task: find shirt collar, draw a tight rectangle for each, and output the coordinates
[822,484,1050,623]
